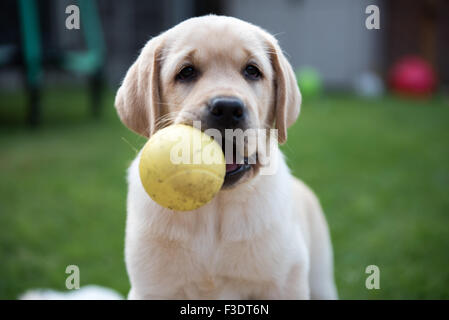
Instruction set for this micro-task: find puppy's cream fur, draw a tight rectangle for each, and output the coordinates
[116,15,337,299]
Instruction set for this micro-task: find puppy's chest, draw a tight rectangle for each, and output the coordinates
[161,202,293,287]
[179,229,283,284]
[174,230,299,299]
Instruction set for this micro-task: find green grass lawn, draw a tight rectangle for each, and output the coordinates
[1,87,448,299]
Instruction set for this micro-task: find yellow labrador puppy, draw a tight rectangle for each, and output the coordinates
[115,15,337,299]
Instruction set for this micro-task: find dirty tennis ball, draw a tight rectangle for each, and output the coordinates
[139,124,226,211]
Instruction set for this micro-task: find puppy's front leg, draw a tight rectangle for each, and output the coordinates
[282,264,310,299]
[128,287,183,300]
[255,264,310,300]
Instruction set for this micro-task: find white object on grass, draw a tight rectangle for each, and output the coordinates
[19,285,123,300]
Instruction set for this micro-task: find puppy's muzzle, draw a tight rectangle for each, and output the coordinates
[200,96,255,188]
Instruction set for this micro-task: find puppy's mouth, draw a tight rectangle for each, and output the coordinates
[226,157,252,176]
[222,145,257,188]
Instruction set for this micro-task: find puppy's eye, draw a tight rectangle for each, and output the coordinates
[176,65,197,81]
[244,64,262,80]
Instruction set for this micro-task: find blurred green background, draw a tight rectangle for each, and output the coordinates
[1,0,449,300]
[1,88,448,299]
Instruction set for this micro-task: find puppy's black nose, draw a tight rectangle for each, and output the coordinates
[208,97,246,128]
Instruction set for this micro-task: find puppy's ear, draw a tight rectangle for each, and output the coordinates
[115,36,164,137]
[264,34,301,144]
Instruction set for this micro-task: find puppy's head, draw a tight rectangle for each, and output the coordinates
[115,15,301,188]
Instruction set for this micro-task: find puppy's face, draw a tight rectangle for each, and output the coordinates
[115,16,301,188]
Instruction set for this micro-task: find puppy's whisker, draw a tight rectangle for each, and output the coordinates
[150,112,177,131]
[158,102,182,107]
[154,113,178,129]
[271,31,286,39]
[120,137,139,154]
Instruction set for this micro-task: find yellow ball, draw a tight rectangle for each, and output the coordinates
[139,124,225,211]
